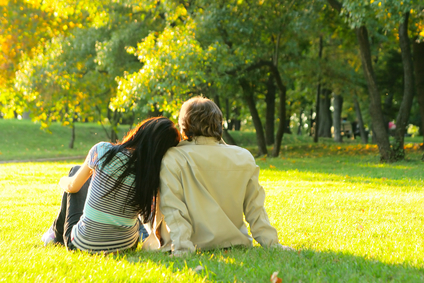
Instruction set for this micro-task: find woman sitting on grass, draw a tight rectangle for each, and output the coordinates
[41,117,180,254]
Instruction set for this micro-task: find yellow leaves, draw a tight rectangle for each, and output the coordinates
[269,165,276,169]
[0,0,8,6]
[76,62,84,71]
[62,25,68,31]
[378,2,381,6]
[370,0,374,3]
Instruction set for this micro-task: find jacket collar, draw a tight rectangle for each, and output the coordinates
[180,136,220,146]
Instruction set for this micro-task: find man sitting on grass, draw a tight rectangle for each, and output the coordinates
[156,96,293,256]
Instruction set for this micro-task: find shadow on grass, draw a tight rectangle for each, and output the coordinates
[118,246,423,282]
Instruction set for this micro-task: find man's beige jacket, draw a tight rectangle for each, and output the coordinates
[142,136,280,254]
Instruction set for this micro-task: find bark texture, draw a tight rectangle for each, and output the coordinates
[355,26,393,162]
[393,12,415,160]
[240,79,267,156]
[69,122,75,149]
[265,75,276,145]
[318,88,332,137]
[394,12,415,160]
[270,67,287,157]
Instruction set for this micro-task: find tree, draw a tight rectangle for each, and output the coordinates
[326,0,422,162]
[116,0,319,157]
[0,0,80,117]
[13,0,165,145]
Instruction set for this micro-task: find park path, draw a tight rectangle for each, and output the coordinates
[0,156,86,164]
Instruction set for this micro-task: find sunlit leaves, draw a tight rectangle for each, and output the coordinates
[114,20,211,115]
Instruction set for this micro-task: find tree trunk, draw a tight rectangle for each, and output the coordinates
[394,12,415,160]
[68,122,75,149]
[22,111,30,119]
[213,95,237,145]
[270,68,287,158]
[413,39,424,147]
[240,79,268,156]
[353,96,368,144]
[333,94,343,142]
[110,127,118,143]
[355,25,393,162]
[265,75,276,145]
[318,88,332,137]
[240,80,267,156]
[233,107,241,131]
[108,108,120,143]
[314,36,323,143]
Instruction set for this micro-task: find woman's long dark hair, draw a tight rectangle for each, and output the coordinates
[98,117,180,222]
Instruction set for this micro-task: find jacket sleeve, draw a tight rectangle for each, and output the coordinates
[243,164,280,247]
[159,154,196,254]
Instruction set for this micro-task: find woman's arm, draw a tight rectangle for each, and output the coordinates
[59,159,93,193]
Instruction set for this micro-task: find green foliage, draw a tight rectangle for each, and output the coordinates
[2,0,424,159]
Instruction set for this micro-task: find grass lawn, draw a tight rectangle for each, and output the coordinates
[1,119,423,282]
[0,119,130,161]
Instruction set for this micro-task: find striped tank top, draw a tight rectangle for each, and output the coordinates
[70,142,140,253]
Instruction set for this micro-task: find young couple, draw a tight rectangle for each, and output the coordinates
[42,96,293,255]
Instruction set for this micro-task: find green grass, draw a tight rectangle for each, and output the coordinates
[1,119,423,281]
[2,119,422,161]
[1,155,423,281]
[0,119,130,161]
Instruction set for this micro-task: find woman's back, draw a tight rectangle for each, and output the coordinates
[71,142,140,253]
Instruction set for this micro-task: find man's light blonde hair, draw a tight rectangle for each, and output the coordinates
[179,96,223,141]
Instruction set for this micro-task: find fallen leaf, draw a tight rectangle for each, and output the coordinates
[269,165,276,169]
[270,271,282,283]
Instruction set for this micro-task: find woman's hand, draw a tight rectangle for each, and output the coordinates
[59,176,72,192]
[59,160,93,193]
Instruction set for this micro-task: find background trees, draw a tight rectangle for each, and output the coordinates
[2,0,424,161]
